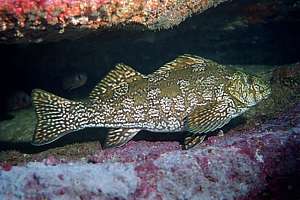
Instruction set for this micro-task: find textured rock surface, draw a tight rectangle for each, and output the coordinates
[0,0,227,43]
[1,162,138,199]
[0,107,35,142]
[1,103,299,199]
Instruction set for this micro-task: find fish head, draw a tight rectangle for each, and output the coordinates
[227,71,271,107]
[62,72,88,90]
[75,73,88,83]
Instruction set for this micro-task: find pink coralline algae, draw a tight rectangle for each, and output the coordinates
[1,163,12,171]
[0,103,300,199]
[0,0,228,43]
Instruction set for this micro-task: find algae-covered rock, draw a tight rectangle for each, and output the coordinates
[0,107,35,142]
[0,0,228,44]
[243,63,300,124]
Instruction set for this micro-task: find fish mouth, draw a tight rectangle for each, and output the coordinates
[248,101,257,107]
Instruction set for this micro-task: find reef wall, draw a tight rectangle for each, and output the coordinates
[0,0,228,43]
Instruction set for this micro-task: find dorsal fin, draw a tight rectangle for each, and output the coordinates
[89,63,146,101]
[153,54,207,74]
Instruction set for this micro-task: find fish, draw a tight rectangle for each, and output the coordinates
[7,90,31,111]
[62,72,88,91]
[271,63,300,88]
[31,54,271,149]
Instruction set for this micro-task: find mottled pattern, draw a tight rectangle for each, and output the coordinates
[86,55,270,134]
[32,54,271,148]
[89,56,227,130]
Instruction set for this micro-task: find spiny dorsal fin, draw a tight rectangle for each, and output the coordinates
[154,54,207,74]
[105,128,141,148]
[186,102,234,134]
[89,64,146,101]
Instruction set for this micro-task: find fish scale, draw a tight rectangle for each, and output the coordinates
[31,54,271,149]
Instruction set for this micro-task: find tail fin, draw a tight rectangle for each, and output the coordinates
[31,89,86,145]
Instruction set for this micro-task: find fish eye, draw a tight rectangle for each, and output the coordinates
[78,74,86,81]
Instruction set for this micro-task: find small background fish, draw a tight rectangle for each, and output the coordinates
[6,90,31,111]
[62,72,88,91]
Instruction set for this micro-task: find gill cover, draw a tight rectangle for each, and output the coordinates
[227,72,270,107]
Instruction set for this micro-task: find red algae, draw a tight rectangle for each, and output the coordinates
[1,163,12,171]
[0,0,228,43]
[242,2,278,24]
[134,160,162,199]
[88,141,180,163]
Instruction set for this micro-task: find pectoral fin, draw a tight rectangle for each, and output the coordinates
[187,102,233,134]
[182,134,206,150]
[105,128,141,148]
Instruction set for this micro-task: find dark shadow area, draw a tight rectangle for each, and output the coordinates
[0,128,106,153]
[259,174,300,200]
[258,149,300,200]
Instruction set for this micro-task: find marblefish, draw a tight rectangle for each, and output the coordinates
[31,55,271,149]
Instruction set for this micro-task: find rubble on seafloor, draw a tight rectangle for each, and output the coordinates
[0,100,299,199]
[0,0,228,43]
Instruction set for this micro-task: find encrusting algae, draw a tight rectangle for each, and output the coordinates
[31,54,271,149]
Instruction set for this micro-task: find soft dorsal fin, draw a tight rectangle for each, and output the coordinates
[89,63,146,101]
[153,54,207,74]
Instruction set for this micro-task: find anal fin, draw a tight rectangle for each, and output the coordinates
[105,128,141,148]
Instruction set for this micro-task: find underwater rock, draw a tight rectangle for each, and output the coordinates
[0,0,228,43]
[271,63,300,89]
[0,107,35,142]
[0,90,31,121]
[1,103,299,199]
